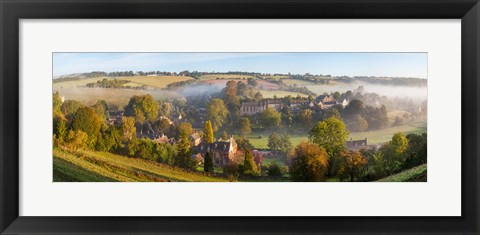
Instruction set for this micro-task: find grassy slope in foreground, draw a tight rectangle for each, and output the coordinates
[53,148,228,182]
[377,164,427,182]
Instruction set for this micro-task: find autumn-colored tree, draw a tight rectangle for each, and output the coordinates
[54,117,67,143]
[71,106,102,148]
[390,132,408,156]
[63,130,88,151]
[53,91,63,117]
[177,122,193,138]
[204,151,214,173]
[243,149,259,176]
[121,116,136,142]
[92,100,109,122]
[290,142,329,182]
[124,95,159,123]
[203,120,215,143]
[337,150,369,182]
[206,98,229,132]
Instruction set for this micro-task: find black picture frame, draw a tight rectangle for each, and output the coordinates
[1,0,479,234]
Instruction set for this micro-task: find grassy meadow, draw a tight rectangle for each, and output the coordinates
[247,120,427,149]
[53,148,229,182]
[377,164,427,182]
[199,74,254,80]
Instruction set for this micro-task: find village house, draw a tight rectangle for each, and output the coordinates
[107,110,124,125]
[290,99,309,111]
[190,132,202,147]
[240,99,282,116]
[346,138,369,151]
[153,134,176,145]
[193,137,238,166]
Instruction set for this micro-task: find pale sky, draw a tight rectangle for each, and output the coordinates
[53,52,427,79]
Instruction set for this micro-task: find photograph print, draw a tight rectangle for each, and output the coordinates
[52,52,427,182]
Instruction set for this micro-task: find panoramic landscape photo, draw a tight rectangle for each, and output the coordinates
[52,52,427,182]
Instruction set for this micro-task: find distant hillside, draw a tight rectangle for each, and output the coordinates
[53,148,229,182]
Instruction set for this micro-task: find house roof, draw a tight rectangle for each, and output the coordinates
[193,138,237,153]
[346,139,368,150]
[190,132,201,140]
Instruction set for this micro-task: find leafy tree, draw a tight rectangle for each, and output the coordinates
[92,100,109,121]
[402,133,427,169]
[254,91,263,100]
[71,106,102,148]
[268,132,293,158]
[156,143,176,165]
[204,151,214,173]
[158,101,173,117]
[309,117,349,158]
[290,142,329,182]
[323,107,342,120]
[237,81,248,97]
[239,117,252,136]
[122,116,137,142]
[299,109,313,131]
[206,98,229,132]
[152,118,171,134]
[53,91,63,117]
[266,162,284,177]
[203,120,215,143]
[221,131,229,141]
[363,105,388,130]
[60,100,83,121]
[177,122,193,138]
[337,151,369,182]
[378,133,409,175]
[96,125,123,152]
[124,95,159,123]
[63,130,88,151]
[235,136,254,150]
[243,149,259,176]
[344,99,364,116]
[174,130,194,169]
[259,107,281,129]
[347,115,368,132]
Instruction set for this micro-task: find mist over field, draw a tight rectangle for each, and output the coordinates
[176,83,225,97]
[308,83,427,101]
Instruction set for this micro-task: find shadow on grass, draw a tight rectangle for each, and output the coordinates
[53,157,118,182]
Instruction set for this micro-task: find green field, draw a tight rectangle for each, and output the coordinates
[199,74,254,80]
[53,75,192,90]
[349,121,427,144]
[261,75,289,80]
[377,164,427,182]
[53,148,228,182]
[54,87,181,106]
[281,79,315,86]
[247,121,427,149]
[126,76,193,88]
[260,90,309,99]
